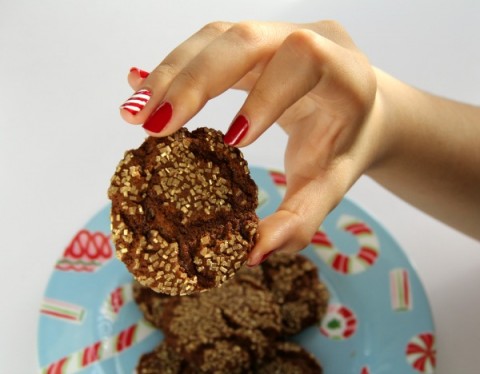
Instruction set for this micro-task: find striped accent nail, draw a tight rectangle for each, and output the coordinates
[120,89,152,115]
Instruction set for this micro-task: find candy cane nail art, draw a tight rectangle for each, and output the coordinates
[120,89,152,115]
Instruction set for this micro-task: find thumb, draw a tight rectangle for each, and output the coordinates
[247,173,344,266]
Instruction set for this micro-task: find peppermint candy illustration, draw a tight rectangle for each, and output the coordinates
[56,229,113,272]
[390,268,413,311]
[406,332,436,373]
[40,298,86,324]
[101,283,133,322]
[360,367,370,374]
[269,170,287,196]
[313,215,380,274]
[320,304,357,340]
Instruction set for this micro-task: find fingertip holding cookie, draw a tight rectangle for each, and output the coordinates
[109,127,259,296]
[224,114,249,146]
[247,248,278,267]
[142,102,173,134]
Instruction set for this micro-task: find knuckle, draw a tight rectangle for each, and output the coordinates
[317,19,345,34]
[314,20,357,50]
[285,29,319,53]
[228,22,263,45]
[201,21,232,36]
[152,62,178,79]
[285,210,316,251]
[172,68,209,105]
[311,19,349,40]
[297,230,313,250]
[284,29,326,64]
[177,68,203,91]
[248,86,274,108]
[293,227,313,251]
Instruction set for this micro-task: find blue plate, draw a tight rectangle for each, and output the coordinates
[38,166,436,374]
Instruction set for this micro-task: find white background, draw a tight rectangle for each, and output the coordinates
[1,0,479,373]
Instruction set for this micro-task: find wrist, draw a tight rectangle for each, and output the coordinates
[364,68,419,176]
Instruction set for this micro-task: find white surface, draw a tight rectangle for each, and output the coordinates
[1,0,479,373]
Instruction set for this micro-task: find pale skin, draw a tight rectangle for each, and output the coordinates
[120,21,480,266]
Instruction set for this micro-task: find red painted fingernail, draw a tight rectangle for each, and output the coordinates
[258,249,277,265]
[247,249,277,267]
[120,89,152,115]
[130,67,150,78]
[224,115,249,146]
[143,102,173,133]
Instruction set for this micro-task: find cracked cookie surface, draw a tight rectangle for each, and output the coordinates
[109,127,258,295]
[261,252,330,335]
[161,269,282,373]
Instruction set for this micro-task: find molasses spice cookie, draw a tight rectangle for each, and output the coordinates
[108,127,259,296]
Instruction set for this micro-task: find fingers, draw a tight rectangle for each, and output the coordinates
[119,21,298,134]
[119,20,377,266]
[240,26,376,266]
[119,21,233,124]
[224,29,326,146]
[247,169,345,266]
[224,28,371,147]
[140,22,298,136]
[120,20,368,140]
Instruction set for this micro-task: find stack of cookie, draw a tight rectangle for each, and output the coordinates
[134,252,329,374]
[109,127,329,372]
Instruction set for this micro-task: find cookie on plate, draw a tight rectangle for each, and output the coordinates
[162,274,282,373]
[108,127,259,296]
[132,265,265,330]
[136,342,193,374]
[257,341,323,374]
[132,281,181,330]
[261,252,329,335]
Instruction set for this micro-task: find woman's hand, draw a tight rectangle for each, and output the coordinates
[119,20,388,265]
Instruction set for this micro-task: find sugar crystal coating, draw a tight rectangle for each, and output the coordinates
[108,127,258,295]
[261,252,329,336]
[257,341,323,374]
[136,342,188,374]
[162,269,282,372]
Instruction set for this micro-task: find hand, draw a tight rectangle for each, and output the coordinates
[120,21,386,265]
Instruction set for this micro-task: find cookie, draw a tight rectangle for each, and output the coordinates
[162,275,282,372]
[132,281,181,330]
[108,127,259,295]
[257,341,323,374]
[261,252,329,335]
[136,342,193,374]
[132,265,265,329]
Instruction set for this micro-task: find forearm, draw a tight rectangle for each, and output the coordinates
[367,69,480,239]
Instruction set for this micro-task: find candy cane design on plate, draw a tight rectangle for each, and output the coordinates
[56,229,113,272]
[320,304,358,340]
[39,319,156,374]
[390,268,413,311]
[313,215,380,274]
[405,332,436,373]
[101,283,133,322]
[269,170,287,197]
[120,89,152,115]
[360,367,370,374]
[40,298,86,324]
